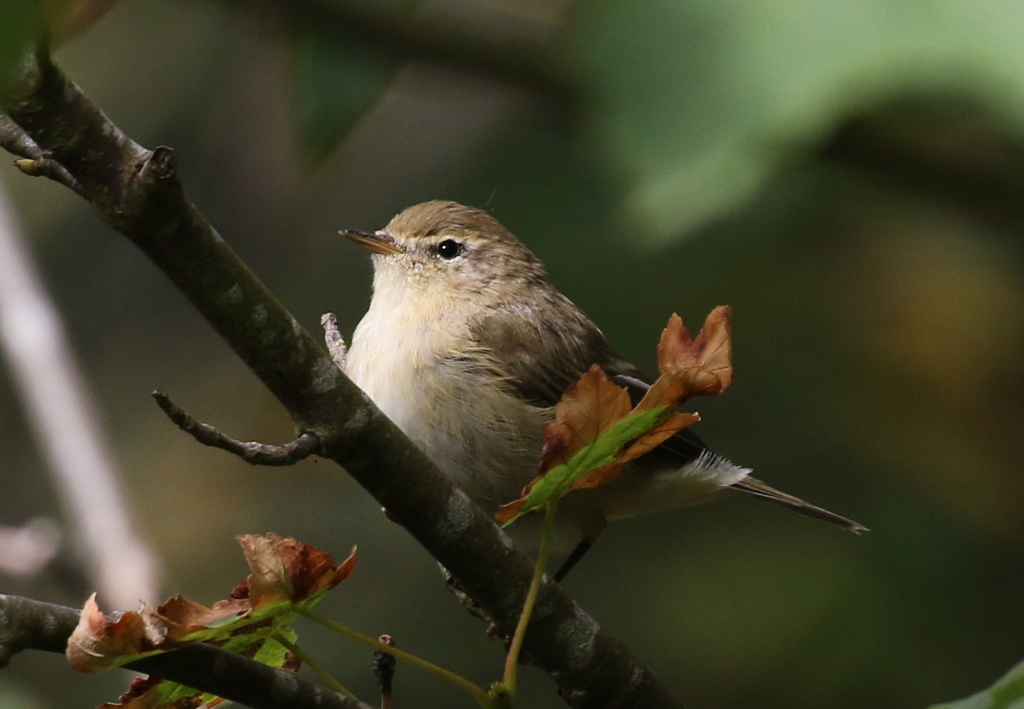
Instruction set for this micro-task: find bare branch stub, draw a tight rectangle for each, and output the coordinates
[152,391,321,466]
[372,634,396,709]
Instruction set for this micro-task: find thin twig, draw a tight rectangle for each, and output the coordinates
[373,635,396,709]
[152,391,321,466]
[273,632,359,702]
[0,115,41,158]
[0,115,87,197]
[503,500,557,698]
[300,609,492,708]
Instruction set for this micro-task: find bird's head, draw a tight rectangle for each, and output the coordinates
[342,201,547,297]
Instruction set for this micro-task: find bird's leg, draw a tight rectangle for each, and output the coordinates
[553,539,593,582]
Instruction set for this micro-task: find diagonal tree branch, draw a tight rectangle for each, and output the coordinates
[0,50,682,708]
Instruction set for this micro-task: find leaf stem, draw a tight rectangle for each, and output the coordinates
[272,632,359,701]
[503,498,558,697]
[298,608,494,708]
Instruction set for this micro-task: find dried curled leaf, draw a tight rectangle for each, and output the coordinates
[66,595,160,673]
[67,534,355,678]
[657,306,732,394]
[539,365,633,473]
[497,308,733,525]
[237,533,356,609]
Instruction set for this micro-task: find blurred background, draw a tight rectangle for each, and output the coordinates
[1,0,1023,707]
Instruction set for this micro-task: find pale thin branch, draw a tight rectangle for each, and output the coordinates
[0,179,160,609]
[152,391,322,466]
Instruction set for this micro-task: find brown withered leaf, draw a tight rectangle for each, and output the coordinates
[67,595,164,672]
[67,595,251,673]
[238,533,357,609]
[566,411,701,492]
[497,372,699,523]
[657,307,733,395]
[497,309,733,525]
[68,535,356,676]
[494,495,528,524]
[157,596,250,643]
[619,412,701,463]
[538,365,632,472]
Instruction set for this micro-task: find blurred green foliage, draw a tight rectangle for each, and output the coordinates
[1,0,1023,708]
[933,659,1024,709]
[577,0,1024,241]
[0,0,45,81]
[291,28,400,162]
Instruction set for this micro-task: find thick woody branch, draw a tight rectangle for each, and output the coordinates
[0,52,681,708]
[0,594,78,667]
[153,391,322,465]
[129,644,374,709]
[0,594,374,709]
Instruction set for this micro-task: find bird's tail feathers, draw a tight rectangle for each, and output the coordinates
[732,476,868,534]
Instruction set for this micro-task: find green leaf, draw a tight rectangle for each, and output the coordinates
[502,405,669,525]
[931,658,1024,709]
[253,627,298,668]
[145,680,221,708]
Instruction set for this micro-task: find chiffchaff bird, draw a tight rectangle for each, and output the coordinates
[342,201,864,579]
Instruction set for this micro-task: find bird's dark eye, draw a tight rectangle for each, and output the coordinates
[436,239,464,260]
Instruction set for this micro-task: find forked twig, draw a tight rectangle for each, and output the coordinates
[152,391,321,466]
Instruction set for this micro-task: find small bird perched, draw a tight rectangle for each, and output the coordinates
[342,201,864,579]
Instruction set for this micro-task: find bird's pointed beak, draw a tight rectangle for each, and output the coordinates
[340,229,404,255]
